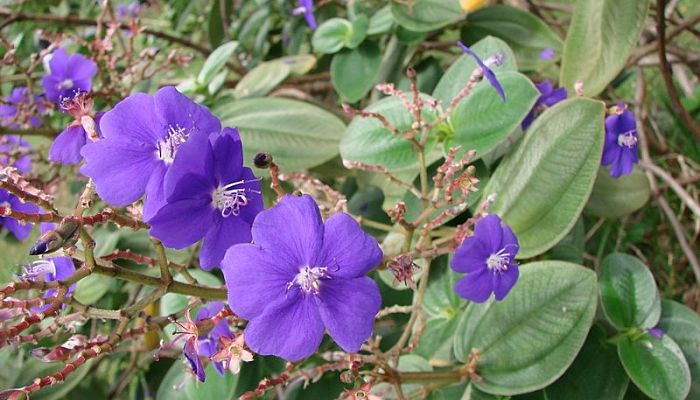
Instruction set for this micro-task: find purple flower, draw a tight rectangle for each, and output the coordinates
[539,48,555,60]
[522,80,567,130]
[222,194,383,361]
[450,214,519,302]
[117,2,140,19]
[19,257,76,312]
[0,190,40,240]
[195,302,234,376]
[457,41,506,101]
[0,87,46,128]
[602,105,639,178]
[50,94,104,164]
[0,135,32,174]
[648,327,664,339]
[41,48,97,103]
[80,86,221,220]
[148,128,262,269]
[293,0,317,30]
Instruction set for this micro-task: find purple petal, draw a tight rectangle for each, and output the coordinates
[610,148,636,178]
[535,81,554,97]
[195,301,224,321]
[99,92,160,143]
[148,194,215,249]
[154,86,221,140]
[601,140,621,166]
[493,265,519,301]
[451,236,490,273]
[211,127,244,185]
[80,138,159,206]
[49,125,87,164]
[142,162,168,221]
[542,87,567,107]
[222,244,297,320]
[48,48,70,79]
[2,195,38,240]
[243,286,324,361]
[454,269,493,303]
[163,131,215,197]
[539,48,555,60]
[67,53,97,81]
[317,277,380,353]
[648,327,664,339]
[320,213,383,279]
[199,215,252,270]
[521,111,536,130]
[500,225,519,256]
[250,194,324,267]
[52,257,76,280]
[473,214,504,253]
[456,41,506,101]
[183,338,206,382]
[41,75,62,103]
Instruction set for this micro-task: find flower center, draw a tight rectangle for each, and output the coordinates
[287,266,329,295]
[212,178,261,217]
[617,131,638,149]
[485,52,505,68]
[486,248,510,273]
[20,260,57,282]
[57,79,74,90]
[155,124,188,164]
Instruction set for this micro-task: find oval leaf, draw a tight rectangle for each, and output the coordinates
[560,0,651,96]
[198,41,238,85]
[312,18,353,54]
[483,98,605,258]
[618,334,691,400]
[658,300,700,399]
[599,253,661,330]
[233,60,291,99]
[215,98,345,171]
[453,261,598,396]
[390,0,464,32]
[449,72,538,160]
[331,41,382,102]
[584,166,650,218]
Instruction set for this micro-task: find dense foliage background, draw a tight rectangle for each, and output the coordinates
[0,0,698,399]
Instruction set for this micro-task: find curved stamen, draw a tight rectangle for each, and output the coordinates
[156,124,188,163]
[486,247,511,273]
[19,260,57,282]
[617,130,638,149]
[286,266,330,295]
[213,178,262,217]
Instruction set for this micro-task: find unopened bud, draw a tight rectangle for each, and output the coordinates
[253,152,273,169]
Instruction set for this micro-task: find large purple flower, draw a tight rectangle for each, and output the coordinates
[450,214,519,303]
[521,80,567,130]
[293,0,317,30]
[148,128,262,269]
[222,194,383,361]
[19,257,76,312]
[80,87,221,220]
[0,190,40,240]
[602,105,639,178]
[192,302,233,378]
[0,135,32,174]
[457,41,506,101]
[0,87,45,128]
[41,48,97,103]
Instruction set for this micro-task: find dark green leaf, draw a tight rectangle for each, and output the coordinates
[658,299,700,399]
[390,0,464,32]
[584,166,651,218]
[312,18,353,54]
[331,41,382,102]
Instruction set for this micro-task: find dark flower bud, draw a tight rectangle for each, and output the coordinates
[29,220,79,255]
[406,66,416,79]
[253,152,273,169]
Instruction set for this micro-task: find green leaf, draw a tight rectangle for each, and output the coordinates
[197,41,237,85]
[658,300,700,399]
[433,36,517,108]
[331,41,381,102]
[390,0,464,32]
[73,273,111,305]
[618,334,691,400]
[483,98,604,258]
[449,72,538,160]
[281,54,317,76]
[461,5,563,70]
[453,261,597,396]
[347,14,369,48]
[544,326,628,400]
[461,384,505,400]
[207,0,232,48]
[560,0,651,96]
[157,362,239,400]
[339,93,438,171]
[547,217,585,264]
[584,166,650,218]
[215,98,345,171]
[599,253,661,330]
[233,60,291,99]
[367,6,394,35]
[312,18,353,54]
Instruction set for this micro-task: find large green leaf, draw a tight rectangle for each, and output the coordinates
[433,36,517,108]
[197,41,237,85]
[233,60,291,99]
[331,41,382,102]
[461,5,563,70]
[390,0,464,32]
[599,253,661,330]
[449,72,538,160]
[584,166,650,218]
[559,0,650,96]
[311,18,353,54]
[339,93,439,171]
[618,334,691,400]
[483,98,605,258]
[215,98,345,171]
[544,326,628,400]
[658,300,700,399]
[453,261,597,396]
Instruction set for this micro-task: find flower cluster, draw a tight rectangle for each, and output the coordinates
[41,48,97,104]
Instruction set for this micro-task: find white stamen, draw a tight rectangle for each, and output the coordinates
[212,178,261,217]
[486,248,510,273]
[155,124,188,163]
[617,131,638,149]
[287,266,329,295]
[21,260,57,281]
